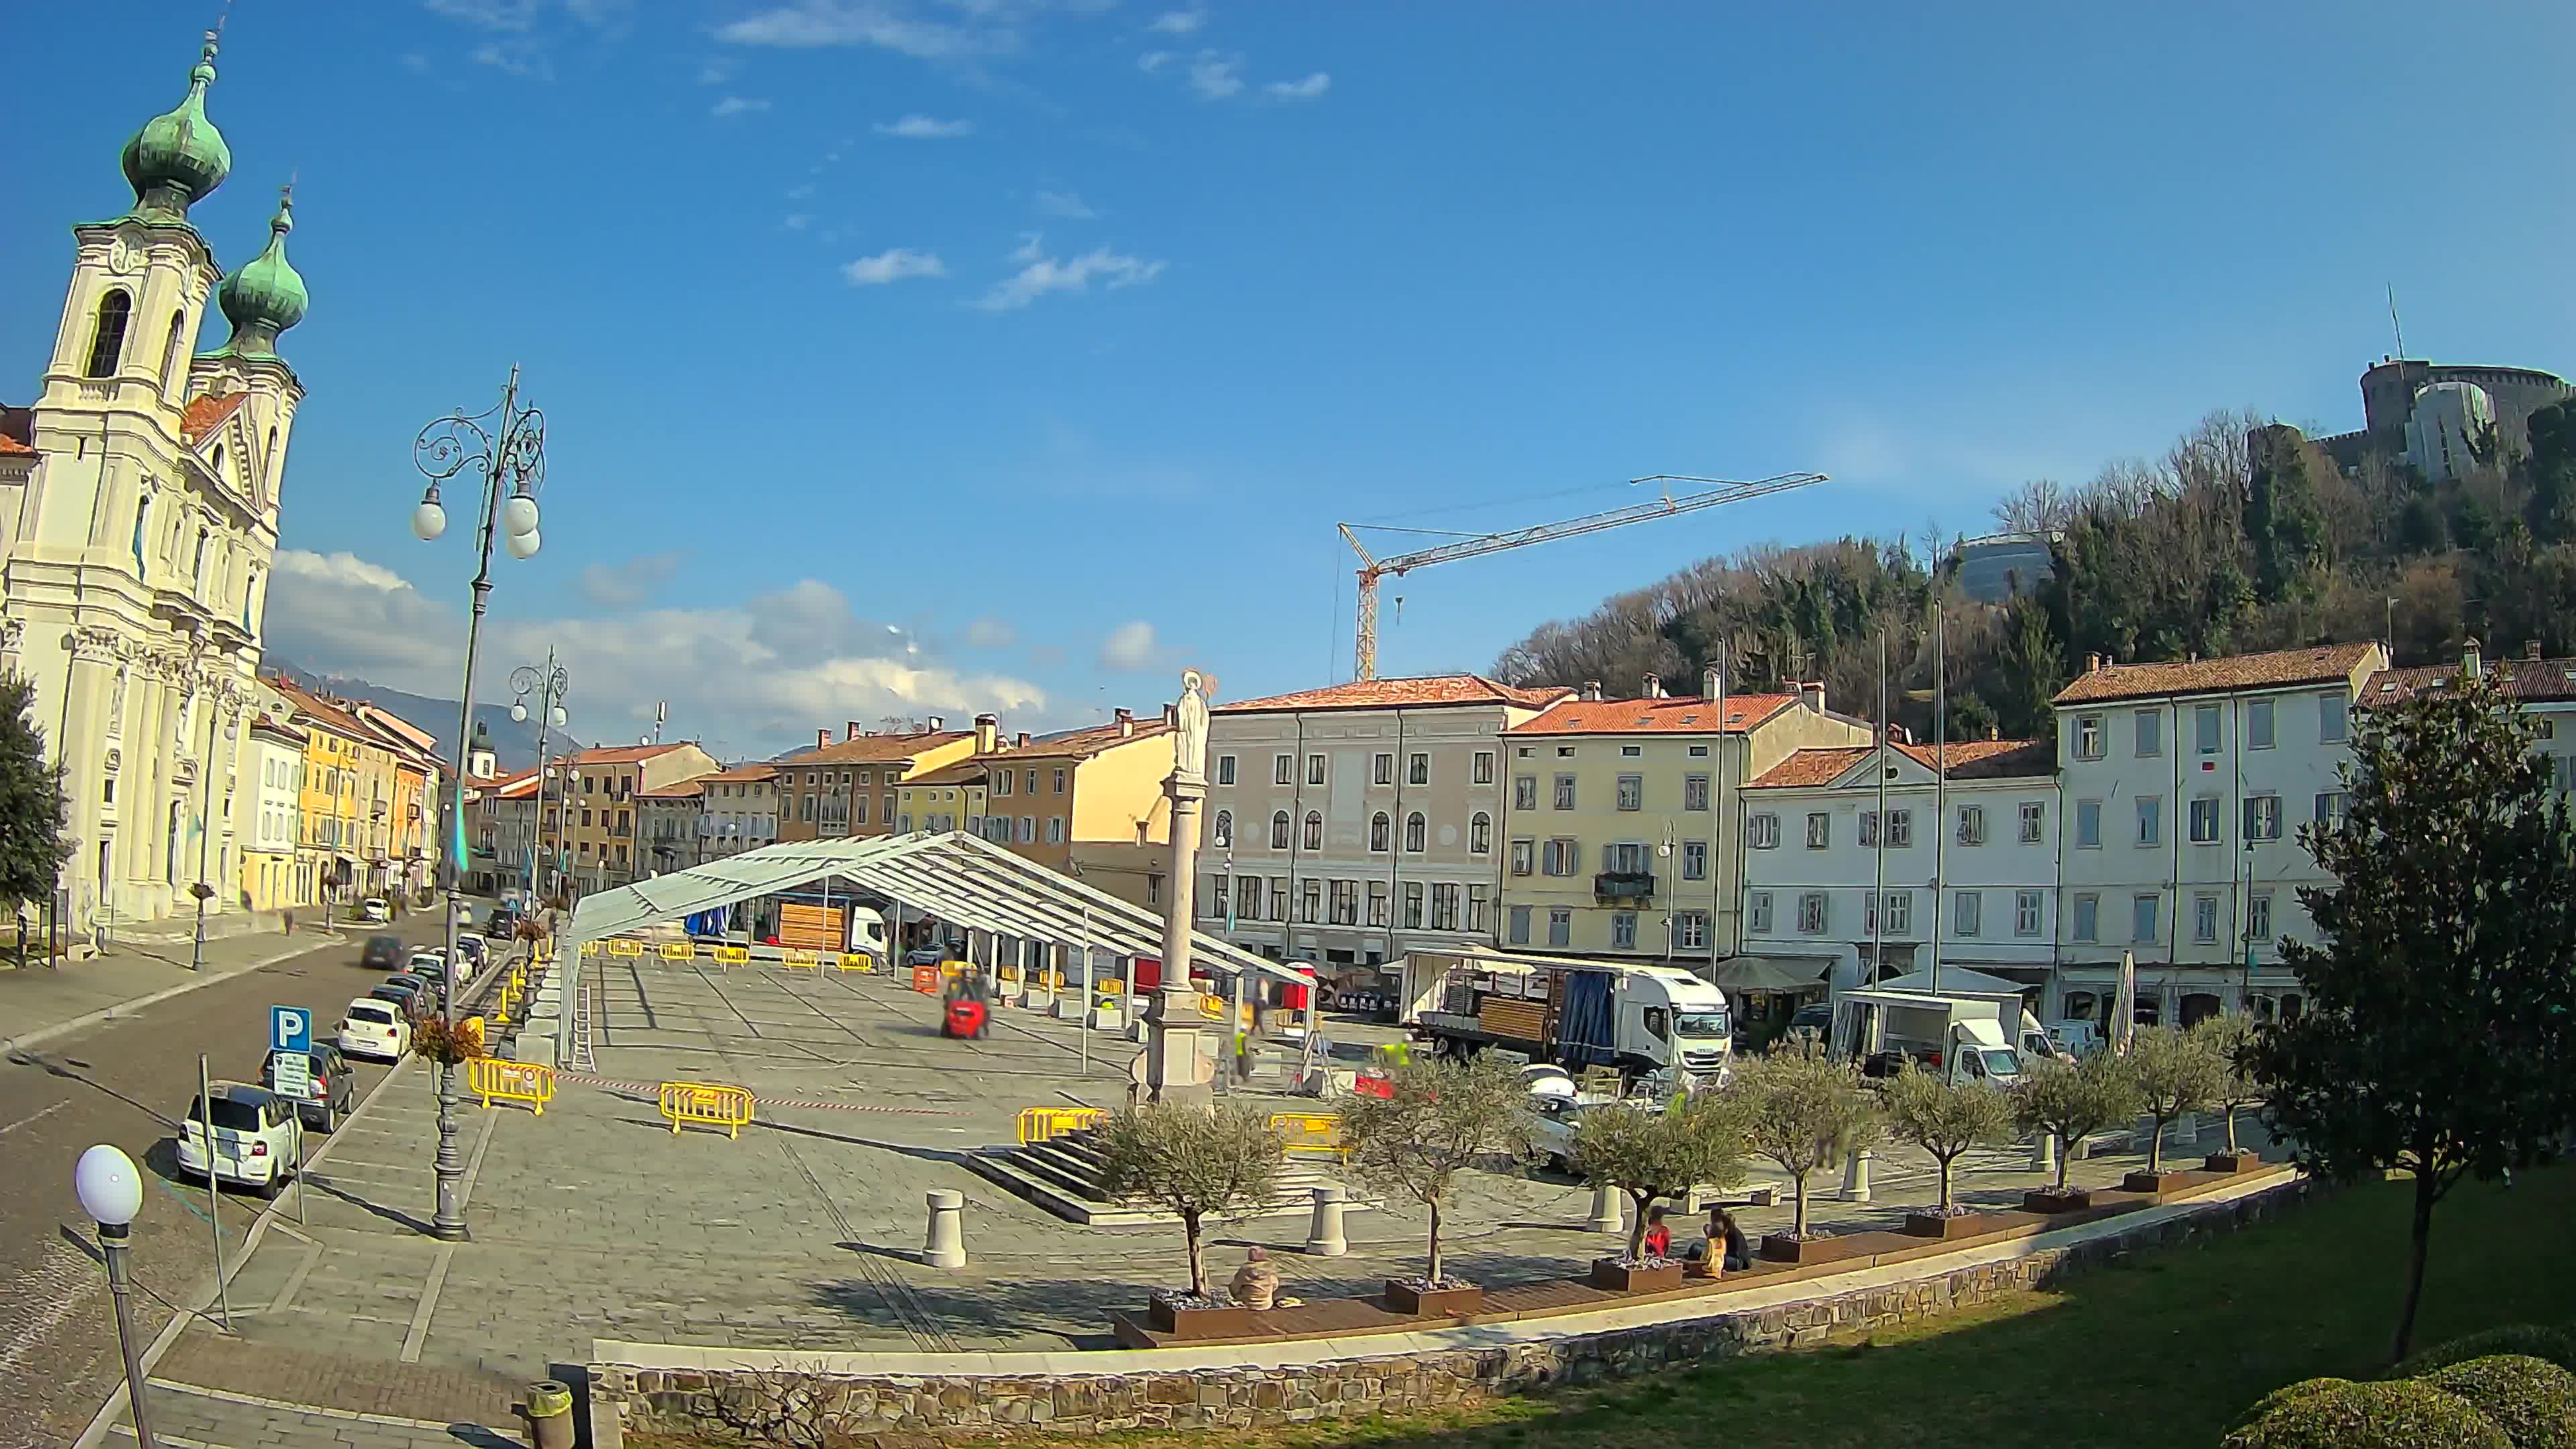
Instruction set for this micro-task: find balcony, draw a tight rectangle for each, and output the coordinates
[1594,870,1656,902]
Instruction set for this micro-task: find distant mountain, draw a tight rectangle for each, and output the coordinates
[261,659,585,772]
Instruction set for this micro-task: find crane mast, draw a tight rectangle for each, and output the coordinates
[1340,472,1825,682]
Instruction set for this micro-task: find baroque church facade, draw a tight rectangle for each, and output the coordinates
[0,31,310,928]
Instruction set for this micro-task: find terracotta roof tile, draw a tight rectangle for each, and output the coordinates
[906,759,991,788]
[179,391,247,444]
[1509,693,1799,737]
[639,780,706,799]
[2052,643,2381,705]
[0,434,33,457]
[1217,674,1572,714]
[1752,737,2053,788]
[2367,655,2576,706]
[906,720,1172,785]
[570,742,708,765]
[0,405,32,455]
[784,731,971,767]
[701,762,778,784]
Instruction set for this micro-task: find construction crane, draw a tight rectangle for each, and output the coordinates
[1338,472,1825,682]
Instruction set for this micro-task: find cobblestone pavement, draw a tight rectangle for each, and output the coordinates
[90,957,2279,1448]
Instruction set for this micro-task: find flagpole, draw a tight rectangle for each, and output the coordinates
[1873,631,1886,988]
[1931,610,1946,997]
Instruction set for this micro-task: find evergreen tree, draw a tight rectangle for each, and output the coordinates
[2246,425,2326,602]
[2250,664,2576,1364]
[0,673,72,941]
[2525,398,2576,545]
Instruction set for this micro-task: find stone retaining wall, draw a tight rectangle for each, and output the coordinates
[596,1175,2313,1445]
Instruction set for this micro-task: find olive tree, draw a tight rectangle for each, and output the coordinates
[1568,1092,1751,1263]
[1732,1038,1880,1238]
[2192,1012,2266,1155]
[2012,1053,2141,1193]
[1879,1062,2014,1212]
[1095,1102,1286,1299]
[2125,1023,2226,1173]
[1339,1053,1537,1286]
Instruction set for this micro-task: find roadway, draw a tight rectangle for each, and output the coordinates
[0,912,466,1449]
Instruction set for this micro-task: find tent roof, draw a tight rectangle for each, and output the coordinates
[1711,955,1832,994]
[1861,965,2030,998]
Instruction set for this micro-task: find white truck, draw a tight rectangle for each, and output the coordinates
[1828,985,2055,1087]
[1399,949,1733,1089]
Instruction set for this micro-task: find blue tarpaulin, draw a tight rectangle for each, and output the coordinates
[684,907,731,937]
[1558,971,1617,1066]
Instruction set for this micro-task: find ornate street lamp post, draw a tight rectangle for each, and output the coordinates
[511,655,570,900]
[411,368,545,1242]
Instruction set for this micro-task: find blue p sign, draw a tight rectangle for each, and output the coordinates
[271,1006,311,1055]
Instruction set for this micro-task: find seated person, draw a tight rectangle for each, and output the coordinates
[1684,1206,1754,1273]
[1230,1246,1280,1309]
[1641,1203,1672,1258]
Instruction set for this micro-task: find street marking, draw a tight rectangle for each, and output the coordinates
[399,1243,453,1363]
[256,1242,321,1320]
[0,1099,68,1137]
[109,1428,223,1448]
[455,1104,501,1212]
[141,1378,460,1430]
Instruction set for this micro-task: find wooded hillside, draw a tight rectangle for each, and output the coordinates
[1490,401,2576,743]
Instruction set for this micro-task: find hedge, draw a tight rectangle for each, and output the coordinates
[2418,1355,2576,1449]
[2220,1379,2509,1449]
[2396,1325,2576,1379]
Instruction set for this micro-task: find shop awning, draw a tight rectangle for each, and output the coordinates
[1711,955,1831,994]
[1866,965,2028,997]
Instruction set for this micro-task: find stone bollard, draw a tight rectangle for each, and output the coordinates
[2031,1131,2057,1177]
[1305,1185,1349,1256]
[1586,1183,1625,1236]
[923,1189,967,1269]
[523,1379,575,1449]
[1841,1147,1874,1202]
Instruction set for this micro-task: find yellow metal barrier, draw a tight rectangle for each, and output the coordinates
[608,938,643,958]
[837,953,873,971]
[659,1081,756,1138]
[713,945,750,965]
[780,949,820,968]
[470,1058,556,1114]
[659,942,694,961]
[1016,1106,1107,1145]
[940,960,967,981]
[580,940,601,957]
[1271,1112,1347,1161]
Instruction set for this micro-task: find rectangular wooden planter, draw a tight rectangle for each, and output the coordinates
[1903,1211,2001,1240]
[1383,1280,1483,1316]
[1760,1233,1866,1265]
[2123,1169,2197,1194]
[2023,1188,2092,1214]
[1588,1258,1684,1293]
[1146,1299,1259,1340]
[2204,1149,2265,1174]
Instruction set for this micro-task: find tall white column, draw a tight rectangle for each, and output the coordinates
[1146,671,1213,1108]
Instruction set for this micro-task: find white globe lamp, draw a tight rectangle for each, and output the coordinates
[504,528,540,560]
[411,495,447,542]
[75,1144,144,1227]
[511,702,529,723]
[501,492,540,539]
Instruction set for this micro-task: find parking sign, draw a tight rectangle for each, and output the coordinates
[271,1006,311,1055]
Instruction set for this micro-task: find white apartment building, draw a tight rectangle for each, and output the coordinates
[1203,674,1568,968]
[2050,642,2387,1030]
[1738,737,2059,1004]
[696,762,779,859]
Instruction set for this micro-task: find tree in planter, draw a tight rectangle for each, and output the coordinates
[2192,1012,2266,1156]
[1338,1053,1537,1287]
[2249,662,2576,1364]
[0,673,72,964]
[2123,1023,2225,1174]
[2011,1053,2141,1194]
[1731,1038,1880,1238]
[1095,1102,1285,1301]
[1879,1063,2014,1213]
[1568,1092,1751,1263]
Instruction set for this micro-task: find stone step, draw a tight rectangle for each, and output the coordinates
[965,1152,1368,1228]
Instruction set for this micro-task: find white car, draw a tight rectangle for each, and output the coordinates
[360,898,392,923]
[176,1082,302,1198]
[339,996,412,1061]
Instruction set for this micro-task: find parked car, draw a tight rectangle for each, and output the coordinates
[261,1044,354,1132]
[484,907,520,939]
[359,934,405,971]
[339,997,412,1061]
[454,935,488,969]
[2044,1020,2104,1060]
[360,898,392,924]
[176,1082,301,1198]
[370,978,432,1022]
[1787,1003,1833,1038]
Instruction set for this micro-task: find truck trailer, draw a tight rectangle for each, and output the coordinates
[1399,949,1733,1088]
[1827,985,2052,1086]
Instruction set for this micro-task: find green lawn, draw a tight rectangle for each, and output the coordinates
[635,1165,2575,1449]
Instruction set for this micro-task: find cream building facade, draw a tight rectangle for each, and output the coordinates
[0,34,310,929]
[239,710,306,913]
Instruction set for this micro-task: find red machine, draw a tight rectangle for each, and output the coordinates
[942,998,989,1039]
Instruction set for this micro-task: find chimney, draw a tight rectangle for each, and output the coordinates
[1701,664,1721,701]
[1642,672,1663,699]
[816,729,830,750]
[1015,732,1030,748]
[975,712,999,755]
[925,714,945,731]
[1163,702,1179,729]
[2463,636,2483,678]
[1115,706,1135,737]
[2528,639,2544,661]
[847,721,862,741]
[1581,680,1603,702]
[2086,653,2102,673]
[1800,681,1825,712]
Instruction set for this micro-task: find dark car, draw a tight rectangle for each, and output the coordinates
[369,979,430,1023]
[484,908,519,939]
[261,1044,355,1132]
[360,934,405,971]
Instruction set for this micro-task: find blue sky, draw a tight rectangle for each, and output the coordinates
[7,1,2574,758]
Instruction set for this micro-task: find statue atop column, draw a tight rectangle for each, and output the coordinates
[1174,669,1210,783]
[1146,666,1216,1106]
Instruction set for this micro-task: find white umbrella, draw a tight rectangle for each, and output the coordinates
[2114,949,2137,1055]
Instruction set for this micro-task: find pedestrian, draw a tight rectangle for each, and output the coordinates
[282,908,294,936]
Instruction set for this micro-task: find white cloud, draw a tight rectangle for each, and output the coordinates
[578,549,685,608]
[786,182,817,199]
[872,113,975,138]
[468,40,554,78]
[1008,231,1045,265]
[717,2,1007,59]
[843,248,949,284]
[1146,9,1204,34]
[1099,621,1159,672]
[697,56,739,85]
[1034,189,1097,219]
[1136,49,1173,72]
[712,95,771,117]
[264,551,1047,757]
[425,0,541,30]
[975,237,1164,310]
[1265,71,1328,100]
[965,619,1016,649]
[785,213,814,229]
[1185,50,1241,99]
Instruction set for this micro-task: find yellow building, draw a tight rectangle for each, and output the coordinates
[268,678,442,908]
[1498,674,1871,961]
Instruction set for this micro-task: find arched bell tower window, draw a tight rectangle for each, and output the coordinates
[158,310,186,390]
[87,290,133,379]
